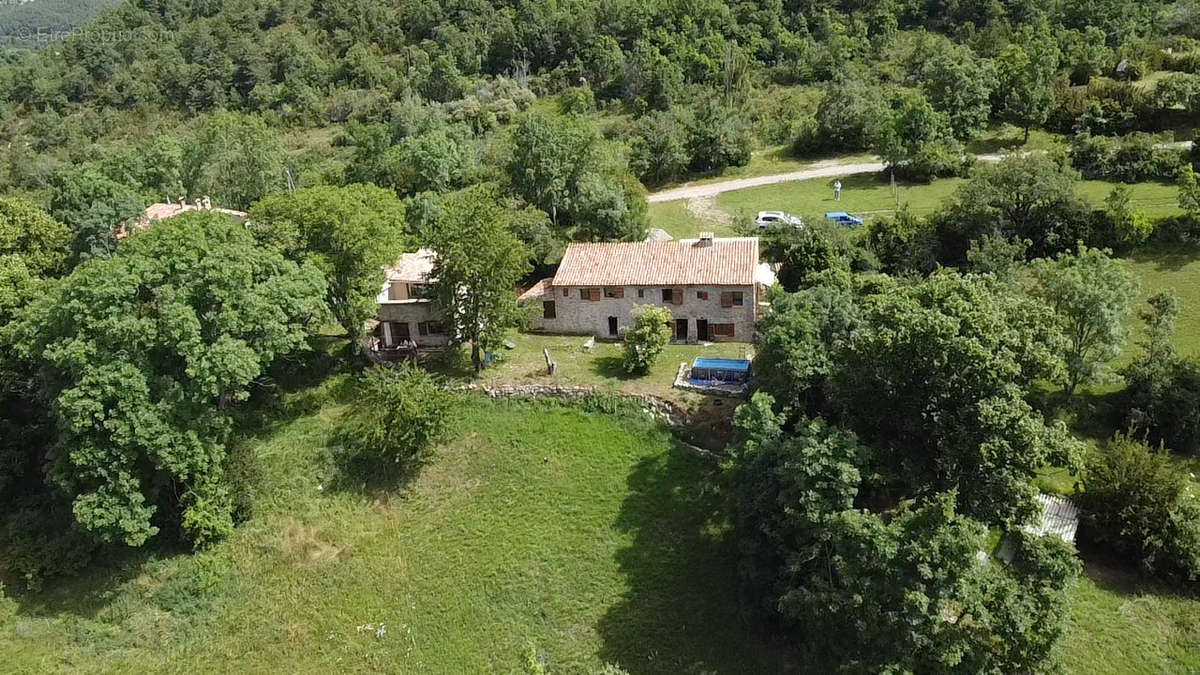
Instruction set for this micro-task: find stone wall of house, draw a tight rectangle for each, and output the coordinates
[377,300,450,347]
[525,283,757,342]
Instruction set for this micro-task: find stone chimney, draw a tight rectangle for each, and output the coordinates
[695,232,714,247]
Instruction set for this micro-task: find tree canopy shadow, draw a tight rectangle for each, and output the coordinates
[589,355,640,381]
[595,442,800,673]
[1074,536,1198,600]
[3,541,176,620]
[1129,241,1200,272]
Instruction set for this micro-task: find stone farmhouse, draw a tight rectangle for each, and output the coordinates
[520,233,769,343]
[372,248,450,352]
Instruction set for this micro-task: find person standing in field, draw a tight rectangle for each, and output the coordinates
[834,180,842,201]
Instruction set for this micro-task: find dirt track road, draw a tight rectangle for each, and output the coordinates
[646,154,1009,203]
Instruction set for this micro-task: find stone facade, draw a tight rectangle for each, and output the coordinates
[374,248,449,348]
[523,283,758,342]
[376,298,450,347]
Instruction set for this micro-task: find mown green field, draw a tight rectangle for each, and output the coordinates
[0,389,796,673]
[1127,244,1200,358]
[433,332,750,400]
[650,173,1184,240]
[1,372,1196,672]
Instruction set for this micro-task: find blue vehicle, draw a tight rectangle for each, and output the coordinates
[826,211,864,226]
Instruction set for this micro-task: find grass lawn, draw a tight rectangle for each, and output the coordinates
[650,144,877,192]
[2,372,1195,672]
[0,389,795,673]
[1063,560,1200,674]
[1126,243,1200,358]
[432,333,751,401]
[650,173,1184,239]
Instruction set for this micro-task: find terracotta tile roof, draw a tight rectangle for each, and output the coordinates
[117,202,248,239]
[518,278,554,302]
[386,248,436,282]
[552,237,758,287]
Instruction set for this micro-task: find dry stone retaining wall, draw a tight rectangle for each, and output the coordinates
[456,383,722,459]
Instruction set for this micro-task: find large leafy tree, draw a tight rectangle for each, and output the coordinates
[428,186,530,372]
[504,109,646,242]
[870,88,965,180]
[387,128,472,196]
[183,111,285,209]
[726,409,867,611]
[727,405,1080,672]
[946,154,1086,260]
[628,109,690,186]
[995,29,1060,143]
[831,271,1080,524]
[752,274,863,415]
[917,40,997,139]
[1081,435,1200,583]
[12,212,326,547]
[804,495,1079,672]
[1032,246,1138,397]
[505,109,600,228]
[249,184,407,344]
[0,197,71,277]
[48,168,145,263]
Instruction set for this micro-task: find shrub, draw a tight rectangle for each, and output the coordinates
[1123,291,1200,454]
[622,305,672,375]
[332,365,451,478]
[629,110,690,186]
[557,85,595,114]
[1080,435,1200,583]
[687,99,752,173]
[1069,132,1185,182]
[794,77,888,155]
[0,495,99,591]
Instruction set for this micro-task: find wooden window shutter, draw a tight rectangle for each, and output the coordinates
[590,288,601,301]
[673,288,684,305]
[721,292,733,307]
[614,287,624,299]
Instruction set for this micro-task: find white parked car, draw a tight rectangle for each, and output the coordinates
[755,210,804,229]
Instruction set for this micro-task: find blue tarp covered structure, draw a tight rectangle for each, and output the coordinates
[690,358,752,383]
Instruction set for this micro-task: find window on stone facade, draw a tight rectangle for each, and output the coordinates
[604,287,624,299]
[720,291,745,307]
[637,289,644,298]
[697,291,708,300]
[418,321,447,336]
[661,288,673,303]
[580,288,601,301]
[712,323,735,337]
[543,301,556,319]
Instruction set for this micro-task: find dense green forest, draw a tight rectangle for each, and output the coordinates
[0,0,121,48]
[2,0,1200,671]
